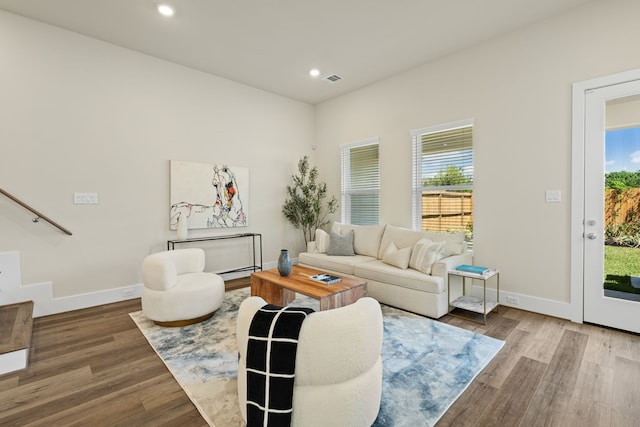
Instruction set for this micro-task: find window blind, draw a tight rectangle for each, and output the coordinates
[341,139,379,225]
[411,120,473,231]
[421,126,473,191]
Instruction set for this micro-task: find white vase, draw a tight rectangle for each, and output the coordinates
[307,241,317,253]
[177,214,188,240]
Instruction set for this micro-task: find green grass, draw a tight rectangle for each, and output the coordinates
[604,244,640,294]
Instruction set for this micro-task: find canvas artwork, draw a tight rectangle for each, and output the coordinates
[170,160,248,230]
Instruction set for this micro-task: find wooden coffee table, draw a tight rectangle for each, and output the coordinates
[250,265,368,310]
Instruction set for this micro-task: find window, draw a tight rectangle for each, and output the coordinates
[341,138,380,225]
[411,120,473,242]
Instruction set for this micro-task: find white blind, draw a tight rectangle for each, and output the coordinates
[421,126,473,191]
[411,120,473,230]
[341,139,380,225]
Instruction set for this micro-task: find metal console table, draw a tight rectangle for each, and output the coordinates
[167,232,263,275]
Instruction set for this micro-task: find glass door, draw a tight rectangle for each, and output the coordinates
[583,81,640,334]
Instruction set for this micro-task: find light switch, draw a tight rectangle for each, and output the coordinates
[545,190,561,203]
[74,193,98,204]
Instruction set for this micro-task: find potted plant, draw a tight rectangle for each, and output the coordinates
[282,156,338,246]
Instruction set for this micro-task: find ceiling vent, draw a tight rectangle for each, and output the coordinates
[324,74,343,83]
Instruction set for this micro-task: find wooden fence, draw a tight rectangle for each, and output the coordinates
[605,188,640,225]
[421,191,473,232]
[420,189,636,233]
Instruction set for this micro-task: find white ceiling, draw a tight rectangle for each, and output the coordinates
[0,0,593,104]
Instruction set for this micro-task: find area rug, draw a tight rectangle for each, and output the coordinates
[130,288,504,427]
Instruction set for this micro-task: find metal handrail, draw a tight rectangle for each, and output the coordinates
[0,188,73,235]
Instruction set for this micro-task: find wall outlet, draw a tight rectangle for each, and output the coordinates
[545,189,561,203]
[506,295,519,305]
[74,192,98,204]
[122,288,134,298]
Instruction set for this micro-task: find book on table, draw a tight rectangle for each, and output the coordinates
[309,273,342,285]
[455,264,491,275]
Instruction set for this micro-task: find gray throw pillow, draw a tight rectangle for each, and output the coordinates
[327,230,355,256]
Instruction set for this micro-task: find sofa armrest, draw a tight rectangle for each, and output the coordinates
[431,252,473,280]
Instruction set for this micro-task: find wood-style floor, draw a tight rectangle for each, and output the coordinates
[1,277,639,426]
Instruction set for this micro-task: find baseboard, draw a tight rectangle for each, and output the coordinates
[0,250,274,318]
[2,254,570,320]
[469,285,571,320]
[1,280,146,318]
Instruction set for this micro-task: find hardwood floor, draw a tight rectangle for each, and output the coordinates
[438,307,640,426]
[0,298,207,427]
[1,278,639,426]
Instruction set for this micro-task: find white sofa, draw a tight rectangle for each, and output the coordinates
[299,223,472,318]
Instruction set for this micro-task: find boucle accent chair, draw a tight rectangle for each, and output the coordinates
[236,296,384,427]
[141,248,225,327]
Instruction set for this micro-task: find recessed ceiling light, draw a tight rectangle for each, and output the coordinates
[309,69,320,78]
[157,4,175,17]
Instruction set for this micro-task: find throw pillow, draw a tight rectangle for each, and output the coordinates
[410,239,445,274]
[315,229,330,253]
[424,231,466,256]
[327,230,355,256]
[409,238,432,270]
[444,241,464,257]
[382,242,411,269]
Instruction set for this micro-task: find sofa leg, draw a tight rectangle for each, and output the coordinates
[153,311,216,327]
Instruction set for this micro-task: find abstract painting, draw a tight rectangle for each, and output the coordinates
[170,160,248,230]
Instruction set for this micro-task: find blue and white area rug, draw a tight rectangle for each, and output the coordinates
[130,287,504,427]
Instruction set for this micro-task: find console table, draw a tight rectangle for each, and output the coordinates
[167,232,262,275]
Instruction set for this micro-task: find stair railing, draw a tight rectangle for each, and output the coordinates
[0,188,73,235]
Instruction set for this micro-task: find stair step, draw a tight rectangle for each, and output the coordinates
[0,301,34,375]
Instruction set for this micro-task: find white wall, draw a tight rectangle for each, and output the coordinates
[314,0,640,316]
[3,0,639,319]
[0,10,314,300]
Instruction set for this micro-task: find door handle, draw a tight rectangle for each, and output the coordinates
[586,233,597,240]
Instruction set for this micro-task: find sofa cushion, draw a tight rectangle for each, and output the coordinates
[299,252,376,276]
[327,230,355,256]
[377,224,425,260]
[423,230,466,256]
[332,223,386,258]
[381,242,411,269]
[354,260,444,294]
[315,229,330,253]
[408,239,445,274]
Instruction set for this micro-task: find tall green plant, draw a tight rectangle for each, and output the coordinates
[282,156,338,244]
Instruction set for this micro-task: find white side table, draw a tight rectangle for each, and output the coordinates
[447,268,499,324]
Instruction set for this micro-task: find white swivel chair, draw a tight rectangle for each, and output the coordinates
[237,296,384,427]
[141,248,225,326]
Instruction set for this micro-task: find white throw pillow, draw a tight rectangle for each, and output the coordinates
[409,239,445,274]
[315,229,330,253]
[444,241,465,256]
[382,242,411,270]
[409,238,432,270]
[424,231,466,256]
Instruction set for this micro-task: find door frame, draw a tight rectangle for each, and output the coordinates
[570,68,640,324]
